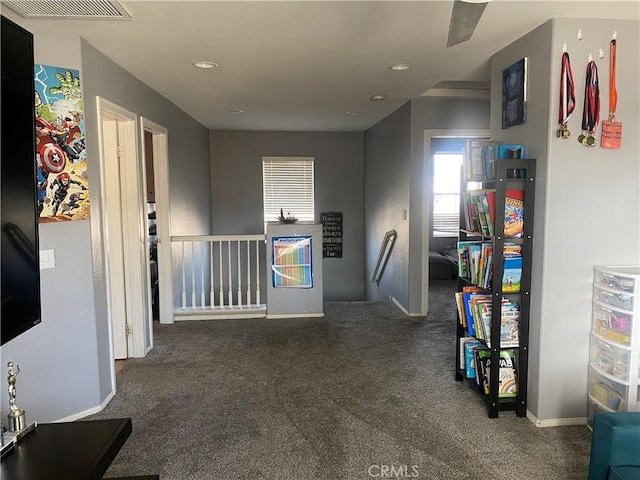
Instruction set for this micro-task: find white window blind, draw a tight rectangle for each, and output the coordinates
[262,157,315,223]
[433,153,463,237]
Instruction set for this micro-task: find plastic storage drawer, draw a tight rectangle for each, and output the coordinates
[589,367,629,412]
[592,302,633,345]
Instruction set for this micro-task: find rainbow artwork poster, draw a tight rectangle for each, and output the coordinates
[271,236,313,288]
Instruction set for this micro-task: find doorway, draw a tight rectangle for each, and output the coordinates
[96,97,153,364]
[422,129,490,315]
[140,117,173,325]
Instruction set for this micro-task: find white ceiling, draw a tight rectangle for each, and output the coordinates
[6,1,639,131]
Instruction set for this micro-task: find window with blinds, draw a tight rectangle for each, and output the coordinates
[433,153,464,237]
[262,157,315,223]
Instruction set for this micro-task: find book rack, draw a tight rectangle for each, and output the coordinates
[454,156,536,418]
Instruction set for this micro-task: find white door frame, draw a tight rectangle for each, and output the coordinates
[97,96,150,377]
[140,117,174,325]
[422,129,490,315]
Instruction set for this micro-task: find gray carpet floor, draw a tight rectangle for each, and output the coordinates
[88,280,592,479]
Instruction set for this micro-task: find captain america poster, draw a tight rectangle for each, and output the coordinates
[34,64,90,222]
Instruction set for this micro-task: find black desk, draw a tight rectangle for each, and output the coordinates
[1,418,132,480]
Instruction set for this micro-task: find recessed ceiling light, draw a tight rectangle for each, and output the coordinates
[389,63,413,71]
[193,61,218,69]
[370,94,386,101]
[228,110,244,114]
[346,111,361,116]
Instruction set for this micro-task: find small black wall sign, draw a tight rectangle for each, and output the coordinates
[321,212,343,258]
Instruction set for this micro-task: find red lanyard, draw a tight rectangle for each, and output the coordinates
[581,60,600,134]
[608,39,617,121]
[559,52,576,126]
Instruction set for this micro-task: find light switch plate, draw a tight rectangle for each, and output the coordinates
[39,249,55,269]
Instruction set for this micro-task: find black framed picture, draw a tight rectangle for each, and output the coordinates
[502,57,527,129]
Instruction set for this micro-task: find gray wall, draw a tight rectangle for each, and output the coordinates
[209,130,364,302]
[409,98,490,313]
[0,11,212,423]
[490,18,639,422]
[81,41,212,329]
[363,99,490,312]
[364,103,412,306]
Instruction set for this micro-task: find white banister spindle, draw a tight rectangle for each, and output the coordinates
[200,242,205,308]
[255,240,261,306]
[237,240,242,307]
[191,241,196,309]
[218,241,224,307]
[181,241,186,309]
[246,241,251,306]
[227,240,232,306]
[209,242,214,308]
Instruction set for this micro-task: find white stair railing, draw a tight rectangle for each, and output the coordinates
[171,234,266,320]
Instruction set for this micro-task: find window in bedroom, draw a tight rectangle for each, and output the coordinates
[432,152,464,237]
[262,156,315,224]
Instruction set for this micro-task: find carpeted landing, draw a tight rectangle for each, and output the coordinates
[87,280,592,479]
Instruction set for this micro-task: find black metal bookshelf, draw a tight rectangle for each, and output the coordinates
[454,157,536,418]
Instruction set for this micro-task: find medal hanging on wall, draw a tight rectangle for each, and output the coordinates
[557,50,575,139]
[601,35,622,149]
[578,57,600,147]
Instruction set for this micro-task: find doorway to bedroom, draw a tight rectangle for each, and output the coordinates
[422,130,490,314]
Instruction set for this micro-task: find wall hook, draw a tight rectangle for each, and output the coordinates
[613,31,617,40]
[588,53,593,62]
[599,49,604,59]
[578,29,583,40]
[563,43,567,53]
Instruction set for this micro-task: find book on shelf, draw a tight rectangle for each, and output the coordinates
[456,241,493,287]
[462,188,526,239]
[475,348,491,392]
[465,190,496,236]
[502,256,523,293]
[475,349,518,397]
[462,291,477,337]
[455,292,467,328]
[464,340,485,379]
[460,292,520,348]
[504,189,525,238]
[457,242,474,279]
[496,349,518,397]
[464,140,498,181]
[481,299,521,348]
[459,336,478,371]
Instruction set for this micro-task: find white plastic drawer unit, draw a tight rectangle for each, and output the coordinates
[589,266,640,418]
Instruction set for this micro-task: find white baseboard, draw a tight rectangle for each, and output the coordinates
[265,312,324,319]
[54,389,115,423]
[526,410,588,427]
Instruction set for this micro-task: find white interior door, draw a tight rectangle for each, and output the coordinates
[102,118,129,359]
[97,97,151,364]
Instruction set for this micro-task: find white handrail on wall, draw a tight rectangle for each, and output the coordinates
[170,234,266,320]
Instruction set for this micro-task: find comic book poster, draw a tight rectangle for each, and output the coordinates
[34,64,89,222]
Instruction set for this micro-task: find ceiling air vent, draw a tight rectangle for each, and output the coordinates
[4,0,132,19]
